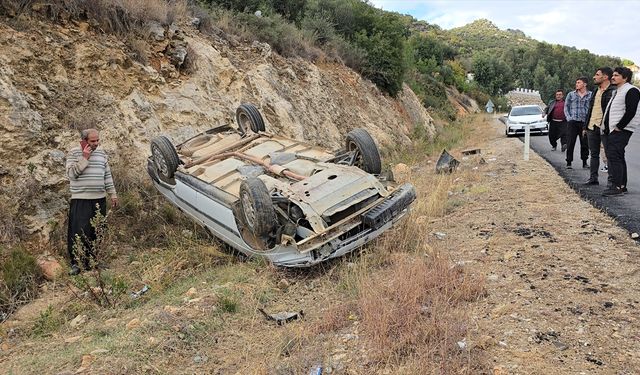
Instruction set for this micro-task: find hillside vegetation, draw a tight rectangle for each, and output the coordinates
[446,19,623,100]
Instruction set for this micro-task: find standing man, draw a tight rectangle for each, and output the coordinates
[544,89,568,151]
[602,67,639,196]
[66,129,118,275]
[564,77,592,169]
[583,67,615,185]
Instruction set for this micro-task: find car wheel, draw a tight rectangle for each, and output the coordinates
[236,103,266,135]
[345,128,382,174]
[239,177,276,238]
[151,136,180,184]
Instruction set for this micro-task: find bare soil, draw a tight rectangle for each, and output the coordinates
[1,115,639,374]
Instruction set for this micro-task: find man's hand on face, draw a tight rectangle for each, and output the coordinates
[82,144,92,160]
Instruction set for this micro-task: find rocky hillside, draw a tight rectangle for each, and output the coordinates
[0,14,435,240]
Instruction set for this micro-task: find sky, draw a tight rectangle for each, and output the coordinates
[369,0,640,66]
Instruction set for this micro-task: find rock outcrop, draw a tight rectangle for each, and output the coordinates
[0,17,435,240]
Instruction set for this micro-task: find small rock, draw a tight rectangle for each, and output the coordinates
[631,232,639,239]
[457,338,467,349]
[193,355,207,364]
[76,354,93,372]
[70,315,87,328]
[64,336,82,344]
[78,22,89,32]
[552,340,569,351]
[90,348,108,355]
[392,163,410,180]
[147,20,165,41]
[185,287,197,297]
[164,305,180,314]
[37,258,63,281]
[277,278,290,289]
[475,335,497,349]
[433,232,446,240]
[498,341,508,347]
[1,342,9,351]
[126,318,141,330]
[603,301,614,308]
[104,318,118,327]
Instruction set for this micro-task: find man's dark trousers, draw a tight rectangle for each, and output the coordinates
[607,129,632,188]
[548,120,567,148]
[67,198,107,268]
[566,120,589,164]
[586,129,614,185]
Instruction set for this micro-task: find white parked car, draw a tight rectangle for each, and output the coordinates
[147,104,416,267]
[505,105,549,137]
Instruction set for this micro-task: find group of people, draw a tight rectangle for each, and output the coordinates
[544,66,638,196]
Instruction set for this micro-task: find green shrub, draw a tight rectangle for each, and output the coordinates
[31,305,64,337]
[0,247,42,319]
[217,288,240,313]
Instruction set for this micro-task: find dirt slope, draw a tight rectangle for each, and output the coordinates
[0,14,434,240]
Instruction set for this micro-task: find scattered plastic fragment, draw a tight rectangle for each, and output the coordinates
[258,308,304,325]
[130,285,150,299]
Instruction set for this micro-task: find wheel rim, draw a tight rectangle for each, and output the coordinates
[241,191,256,229]
[347,141,363,168]
[152,145,169,176]
[238,112,251,134]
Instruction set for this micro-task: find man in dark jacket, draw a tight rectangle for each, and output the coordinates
[544,89,567,151]
[601,66,639,196]
[583,67,615,186]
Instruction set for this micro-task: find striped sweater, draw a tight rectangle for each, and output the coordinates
[66,146,117,200]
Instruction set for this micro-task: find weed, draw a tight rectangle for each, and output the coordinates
[127,38,149,65]
[31,305,64,337]
[69,209,129,308]
[312,302,354,334]
[254,288,274,305]
[216,288,239,313]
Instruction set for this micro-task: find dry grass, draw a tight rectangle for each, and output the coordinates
[358,253,484,368]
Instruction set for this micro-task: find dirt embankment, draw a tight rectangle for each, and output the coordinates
[1,115,638,374]
[0,13,434,241]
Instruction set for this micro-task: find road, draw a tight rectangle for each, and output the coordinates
[496,116,640,237]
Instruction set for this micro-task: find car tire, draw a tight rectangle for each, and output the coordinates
[239,177,276,238]
[345,128,382,174]
[151,136,180,184]
[236,103,266,135]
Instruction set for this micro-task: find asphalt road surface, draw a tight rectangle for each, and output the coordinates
[496,117,640,237]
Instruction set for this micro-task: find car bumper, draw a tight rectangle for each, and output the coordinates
[506,124,548,135]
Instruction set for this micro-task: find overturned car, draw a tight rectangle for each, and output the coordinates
[147,104,416,267]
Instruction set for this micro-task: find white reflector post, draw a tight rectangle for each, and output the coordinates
[524,124,530,161]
